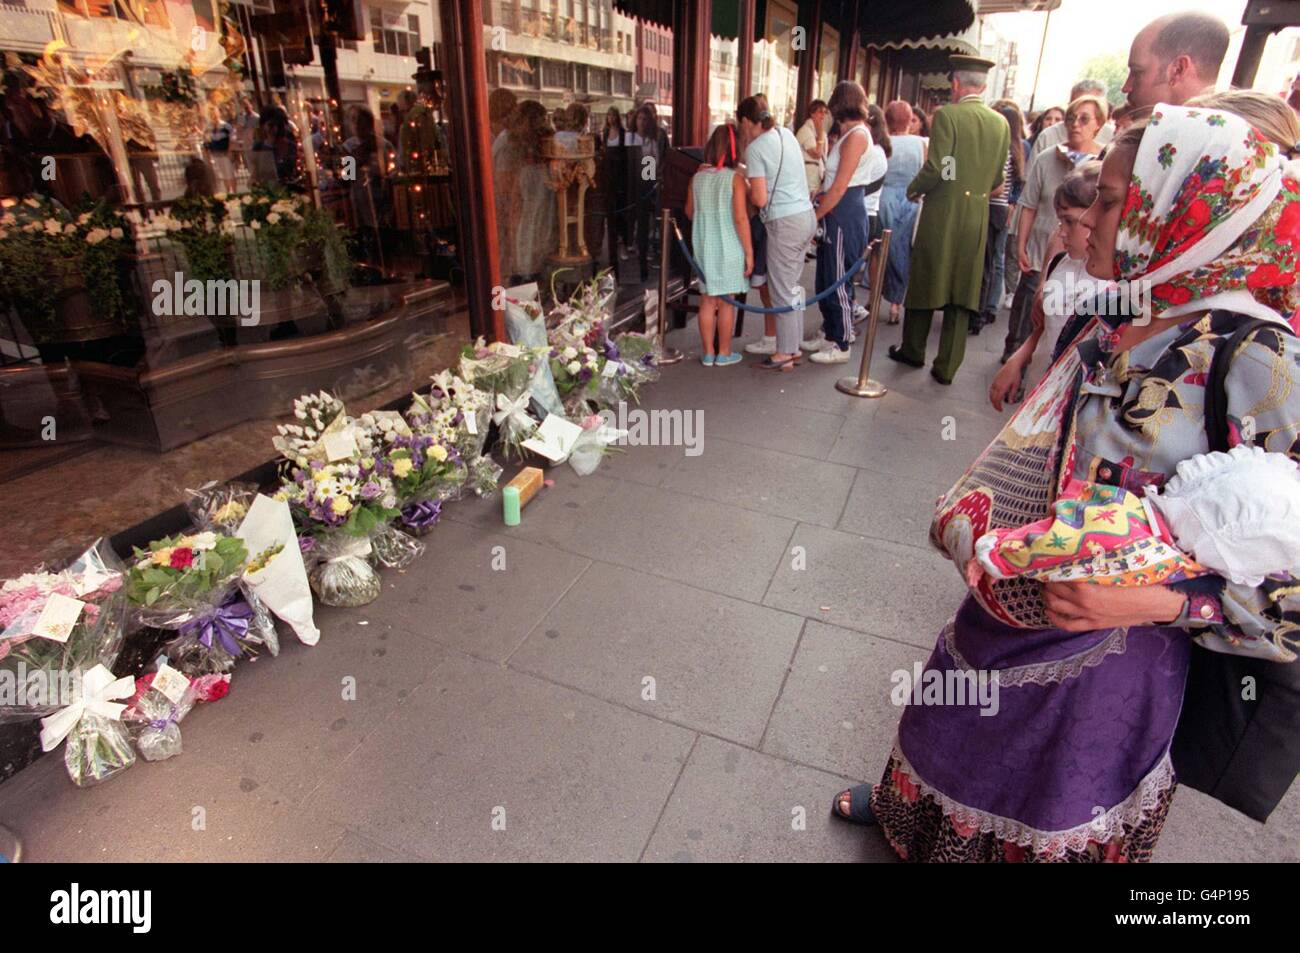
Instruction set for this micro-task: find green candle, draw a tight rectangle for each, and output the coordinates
[502,485,521,526]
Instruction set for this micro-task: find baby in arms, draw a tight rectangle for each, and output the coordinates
[967,445,1300,591]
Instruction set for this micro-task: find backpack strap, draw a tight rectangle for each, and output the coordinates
[1205,313,1296,453]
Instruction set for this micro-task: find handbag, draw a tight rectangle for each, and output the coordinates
[929,323,1093,627]
[1171,314,1300,822]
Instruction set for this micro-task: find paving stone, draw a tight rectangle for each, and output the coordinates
[763,522,966,648]
[452,475,795,604]
[326,829,424,862]
[761,620,929,781]
[836,466,949,552]
[641,735,895,862]
[0,732,348,862]
[376,519,592,661]
[511,562,803,746]
[303,653,694,862]
[663,435,857,527]
[1154,780,1300,863]
[167,616,453,805]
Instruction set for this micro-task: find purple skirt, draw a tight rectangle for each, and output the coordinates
[872,595,1190,862]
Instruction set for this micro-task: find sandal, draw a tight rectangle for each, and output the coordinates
[758,356,795,372]
[830,785,877,825]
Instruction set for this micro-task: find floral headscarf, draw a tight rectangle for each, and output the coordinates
[1116,103,1300,325]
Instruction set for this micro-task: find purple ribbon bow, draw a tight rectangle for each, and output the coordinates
[400,499,443,533]
[180,593,252,658]
[148,711,180,732]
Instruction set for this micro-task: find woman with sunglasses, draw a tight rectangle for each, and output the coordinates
[1002,95,1108,364]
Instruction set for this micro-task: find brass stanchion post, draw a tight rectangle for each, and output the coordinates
[656,208,684,365]
[836,228,892,398]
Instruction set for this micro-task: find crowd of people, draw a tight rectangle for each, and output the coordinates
[820,9,1300,864]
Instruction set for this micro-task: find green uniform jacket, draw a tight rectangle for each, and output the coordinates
[904,95,1010,312]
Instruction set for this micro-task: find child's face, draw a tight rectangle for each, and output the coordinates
[1057,206,1090,260]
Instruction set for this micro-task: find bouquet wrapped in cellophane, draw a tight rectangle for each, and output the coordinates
[549,341,606,418]
[185,480,260,534]
[568,412,629,477]
[546,272,617,351]
[410,370,500,497]
[273,393,401,606]
[126,530,276,676]
[459,339,544,461]
[0,539,137,786]
[601,331,660,406]
[122,659,198,762]
[503,288,565,419]
[347,410,451,546]
[187,479,318,647]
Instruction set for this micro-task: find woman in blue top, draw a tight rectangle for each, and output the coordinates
[877,101,926,324]
[737,96,816,371]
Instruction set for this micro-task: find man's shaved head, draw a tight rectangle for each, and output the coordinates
[1123,11,1229,108]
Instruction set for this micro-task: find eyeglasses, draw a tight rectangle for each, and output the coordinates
[1065,112,1097,126]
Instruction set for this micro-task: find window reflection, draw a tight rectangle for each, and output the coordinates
[0,0,463,575]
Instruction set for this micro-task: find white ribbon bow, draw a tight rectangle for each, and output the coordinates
[39,663,135,753]
[492,390,536,437]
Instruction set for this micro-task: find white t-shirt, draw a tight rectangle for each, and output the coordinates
[1041,254,1106,350]
[861,144,888,215]
[822,124,873,188]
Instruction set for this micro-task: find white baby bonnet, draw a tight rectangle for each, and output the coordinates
[1146,445,1300,587]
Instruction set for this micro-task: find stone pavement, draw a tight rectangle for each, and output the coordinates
[0,300,1296,862]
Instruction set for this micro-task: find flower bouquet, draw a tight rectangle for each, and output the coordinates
[236,494,319,646]
[348,412,429,568]
[386,433,463,536]
[126,531,276,676]
[549,342,606,416]
[503,289,566,419]
[411,370,500,497]
[1,540,136,786]
[185,480,259,534]
[607,331,661,401]
[278,456,400,607]
[272,391,349,469]
[460,339,543,460]
[546,272,617,350]
[568,413,629,477]
[123,660,197,762]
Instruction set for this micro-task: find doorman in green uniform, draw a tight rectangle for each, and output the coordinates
[888,55,1009,384]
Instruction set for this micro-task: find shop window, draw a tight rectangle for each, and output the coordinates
[0,0,466,573]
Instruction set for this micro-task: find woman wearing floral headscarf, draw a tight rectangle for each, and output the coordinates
[830,102,1300,862]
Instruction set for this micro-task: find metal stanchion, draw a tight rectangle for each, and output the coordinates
[655,208,684,365]
[836,228,892,398]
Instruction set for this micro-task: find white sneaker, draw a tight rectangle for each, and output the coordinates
[745,336,778,355]
[809,346,850,364]
[800,332,831,352]
[852,304,869,323]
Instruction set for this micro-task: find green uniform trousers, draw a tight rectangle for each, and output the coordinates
[900,305,974,383]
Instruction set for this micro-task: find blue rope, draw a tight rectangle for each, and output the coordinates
[674,233,867,313]
[596,180,660,218]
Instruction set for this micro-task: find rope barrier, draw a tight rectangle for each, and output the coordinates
[672,223,868,313]
[595,180,660,218]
